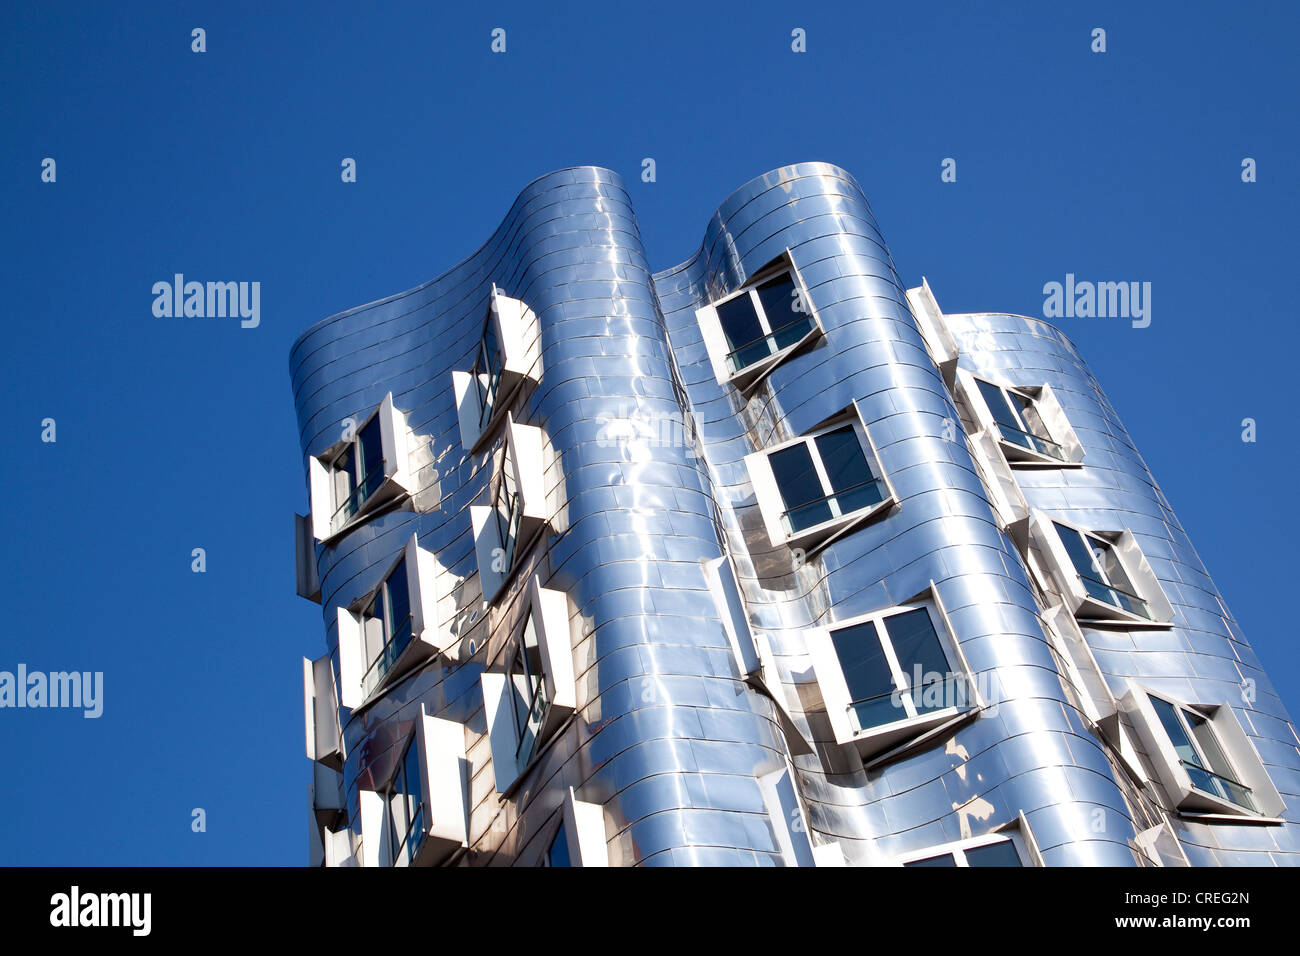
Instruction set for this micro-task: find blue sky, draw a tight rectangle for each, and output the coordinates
[1,1,1296,865]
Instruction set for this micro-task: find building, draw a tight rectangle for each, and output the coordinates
[290,162,1300,866]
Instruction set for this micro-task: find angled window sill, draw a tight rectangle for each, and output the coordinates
[859,706,980,769]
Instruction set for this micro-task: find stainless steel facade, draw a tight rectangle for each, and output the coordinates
[290,162,1300,866]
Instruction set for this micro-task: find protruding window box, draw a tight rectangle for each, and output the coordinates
[480,577,576,794]
[703,553,813,755]
[695,252,824,394]
[1032,513,1173,628]
[359,706,469,867]
[808,586,981,764]
[961,369,1084,468]
[308,392,415,543]
[1123,685,1286,822]
[303,653,343,770]
[294,513,321,603]
[545,787,609,867]
[337,533,446,711]
[471,414,549,603]
[745,402,898,556]
[905,278,959,389]
[453,286,542,452]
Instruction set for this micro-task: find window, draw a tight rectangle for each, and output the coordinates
[385,736,424,867]
[1123,684,1286,820]
[452,286,542,451]
[1150,695,1255,812]
[480,577,576,793]
[356,705,468,867]
[307,392,414,542]
[900,835,1026,868]
[470,414,550,603]
[1030,514,1172,627]
[1053,522,1152,620]
[336,533,446,711]
[959,370,1083,467]
[358,556,414,701]
[695,253,823,391]
[832,608,956,733]
[976,379,1066,462]
[507,612,549,764]
[808,588,980,762]
[745,404,897,554]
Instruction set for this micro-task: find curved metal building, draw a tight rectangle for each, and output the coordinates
[290,163,1300,867]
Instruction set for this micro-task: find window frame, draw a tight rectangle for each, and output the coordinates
[335,532,446,711]
[695,251,824,392]
[1032,513,1173,628]
[744,402,898,556]
[960,369,1084,468]
[1123,682,1286,821]
[356,704,468,868]
[470,413,550,604]
[807,585,982,763]
[452,286,542,452]
[895,830,1034,868]
[307,392,414,543]
[479,576,576,794]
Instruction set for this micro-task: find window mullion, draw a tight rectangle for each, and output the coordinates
[876,614,916,719]
[751,289,772,335]
[807,437,837,516]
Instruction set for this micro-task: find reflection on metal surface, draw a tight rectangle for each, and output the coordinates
[291,163,1300,867]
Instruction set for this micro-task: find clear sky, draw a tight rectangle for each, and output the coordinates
[1,1,1296,865]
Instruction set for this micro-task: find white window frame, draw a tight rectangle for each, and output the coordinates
[759,762,818,867]
[471,413,549,603]
[358,704,468,867]
[452,286,542,452]
[807,584,981,763]
[695,251,824,392]
[905,278,960,389]
[303,653,342,770]
[480,576,576,794]
[307,392,414,543]
[895,824,1039,867]
[704,553,814,755]
[1122,683,1286,821]
[1031,512,1173,628]
[744,401,898,555]
[958,368,1084,468]
[336,532,446,711]
[556,787,608,867]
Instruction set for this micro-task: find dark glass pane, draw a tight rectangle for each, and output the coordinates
[716,294,764,355]
[477,317,505,428]
[357,416,385,500]
[754,273,813,350]
[1185,712,1255,810]
[815,426,872,493]
[384,558,409,630]
[883,608,951,715]
[768,442,831,531]
[977,379,1021,432]
[903,853,957,867]
[1056,524,1099,578]
[831,621,903,730]
[1151,695,1200,767]
[547,824,572,867]
[511,615,549,761]
[963,841,1023,867]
